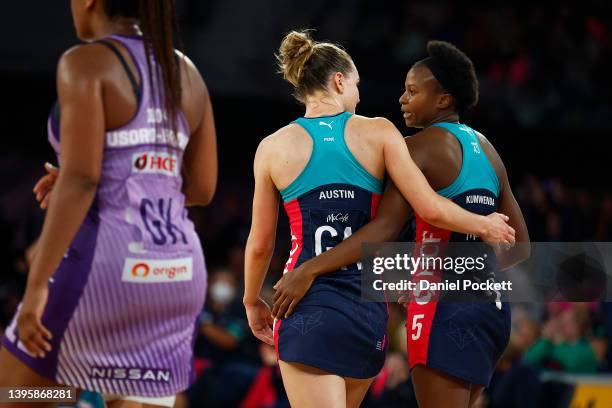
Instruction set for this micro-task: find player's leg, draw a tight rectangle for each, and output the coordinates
[411,365,471,408]
[106,395,176,408]
[106,403,174,408]
[106,402,142,408]
[344,376,374,408]
[279,360,346,408]
[469,384,485,408]
[0,347,60,408]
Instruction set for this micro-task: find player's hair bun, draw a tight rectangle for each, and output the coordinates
[277,30,316,88]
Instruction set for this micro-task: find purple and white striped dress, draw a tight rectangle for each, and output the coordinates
[2,35,207,397]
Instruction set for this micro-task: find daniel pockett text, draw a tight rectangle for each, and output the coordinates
[370,253,512,292]
[361,242,611,303]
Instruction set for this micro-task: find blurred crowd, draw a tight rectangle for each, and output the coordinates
[1,168,611,407]
[0,1,611,406]
[180,0,611,129]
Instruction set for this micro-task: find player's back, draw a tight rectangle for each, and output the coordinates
[274,111,388,379]
[407,123,511,385]
[275,112,384,276]
[39,35,206,395]
[48,35,198,258]
[413,122,501,285]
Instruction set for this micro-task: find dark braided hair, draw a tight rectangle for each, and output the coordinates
[424,40,479,113]
[105,0,183,131]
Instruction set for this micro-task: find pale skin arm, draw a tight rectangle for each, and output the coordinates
[272,119,516,319]
[271,180,409,318]
[243,139,279,345]
[18,45,106,358]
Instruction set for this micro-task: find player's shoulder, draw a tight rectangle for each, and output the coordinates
[266,122,304,141]
[347,115,401,145]
[56,43,126,86]
[349,114,396,131]
[473,129,504,172]
[258,123,303,151]
[405,124,453,149]
[473,129,494,150]
[175,49,205,84]
[58,43,117,71]
[254,123,305,170]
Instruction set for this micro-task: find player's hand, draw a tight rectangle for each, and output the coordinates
[272,265,315,319]
[33,162,59,210]
[245,298,274,345]
[398,292,410,308]
[17,284,52,358]
[385,352,410,389]
[481,212,515,249]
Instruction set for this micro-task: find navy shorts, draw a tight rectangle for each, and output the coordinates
[407,300,511,387]
[274,273,387,379]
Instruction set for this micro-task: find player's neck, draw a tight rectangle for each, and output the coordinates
[90,17,140,40]
[303,93,345,118]
[425,111,460,128]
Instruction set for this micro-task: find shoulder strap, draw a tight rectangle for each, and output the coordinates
[280,112,382,201]
[432,122,500,197]
[96,39,141,100]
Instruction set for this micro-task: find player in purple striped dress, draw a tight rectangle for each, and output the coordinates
[0,1,217,406]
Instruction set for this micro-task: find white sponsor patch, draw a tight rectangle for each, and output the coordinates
[132,151,179,176]
[106,128,189,149]
[122,257,193,283]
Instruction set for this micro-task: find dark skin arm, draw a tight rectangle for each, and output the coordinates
[477,132,530,267]
[271,128,437,320]
[33,52,217,209]
[17,44,107,357]
[271,180,410,318]
[180,54,218,206]
[272,128,530,319]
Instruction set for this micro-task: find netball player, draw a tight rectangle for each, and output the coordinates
[244,31,515,408]
[272,40,530,408]
[0,1,217,407]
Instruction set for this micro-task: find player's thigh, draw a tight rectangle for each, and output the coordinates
[279,360,346,408]
[411,364,471,408]
[344,376,374,408]
[107,401,142,408]
[0,347,61,408]
[106,398,176,408]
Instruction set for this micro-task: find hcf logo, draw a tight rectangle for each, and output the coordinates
[132,151,178,176]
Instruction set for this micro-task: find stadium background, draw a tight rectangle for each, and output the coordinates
[0,1,611,407]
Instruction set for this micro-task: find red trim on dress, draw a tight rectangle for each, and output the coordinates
[370,192,381,219]
[407,214,451,368]
[282,199,304,274]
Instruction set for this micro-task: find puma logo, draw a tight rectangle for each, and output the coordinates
[319,120,334,130]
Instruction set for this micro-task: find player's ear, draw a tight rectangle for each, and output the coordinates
[437,93,453,110]
[332,72,344,94]
[85,0,96,10]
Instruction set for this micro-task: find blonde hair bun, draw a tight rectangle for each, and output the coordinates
[277,30,316,87]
